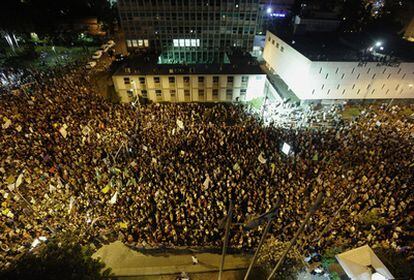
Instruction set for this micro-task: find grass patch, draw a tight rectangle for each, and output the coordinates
[249,97,264,110]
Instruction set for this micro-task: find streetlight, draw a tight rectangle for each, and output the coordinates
[266,7,272,14]
[375,41,382,47]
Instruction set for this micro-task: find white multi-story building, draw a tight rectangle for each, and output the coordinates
[112,54,267,103]
[263,30,414,100]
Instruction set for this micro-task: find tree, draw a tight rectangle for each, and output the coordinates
[0,233,111,280]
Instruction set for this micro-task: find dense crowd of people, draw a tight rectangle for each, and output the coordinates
[0,63,413,270]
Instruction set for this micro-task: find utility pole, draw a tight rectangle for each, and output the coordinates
[244,219,272,280]
[244,199,281,280]
[267,193,323,280]
[218,201,233,280]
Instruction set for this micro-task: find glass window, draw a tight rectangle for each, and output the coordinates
[213,76,219,83]
[154,77,160,83]
[155,90,162,96]
[226,89,233,99]
[139,77,145,84]
[169,77,175,83]
[141,90,148,97]
[198,76,204,83]
[124,77,130,85]
[227,76,234,83]
[240,89,247,95]
[183,76,190,83]
[212,89,218,96]
[170,89,176,96]
[185,90,191,96]
[144,39,149,47]
[241,76,249,83]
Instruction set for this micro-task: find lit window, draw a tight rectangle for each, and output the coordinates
[127,40,132,47]
[144,39,149,47]
[191,39,197,47]
[179,39,185,47]
[185,39,191,47]
[138,40,143,47]
[173,39,179,47]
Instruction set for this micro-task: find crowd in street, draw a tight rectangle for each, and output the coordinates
[0,63,413,269]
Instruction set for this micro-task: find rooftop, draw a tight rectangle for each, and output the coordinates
[272,30,414,62]
[113,51,265,76]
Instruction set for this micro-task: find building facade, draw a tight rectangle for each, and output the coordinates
[117,0,260,63]
[263,31,414,100]
[113,72,266,103]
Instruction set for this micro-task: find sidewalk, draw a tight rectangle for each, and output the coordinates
[92,241,251,277]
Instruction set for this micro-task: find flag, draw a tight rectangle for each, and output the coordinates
[177,119,184,130]
[312,153,319,161]
[101,185,111,193]
[258,152,267,164]
[69,196,75,213]
[233,163,240,171]
[110,191,118,204]
[59,126,67,138]
[15,173,24,188]
[2,118,11,129]
[203,176,211,189]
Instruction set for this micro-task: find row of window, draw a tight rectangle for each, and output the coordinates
[119,0,259,9]
[268,37,284,52]
[313,83,411,95]
[120,12,258,21]
[128,88,247,99]
[123,76,249,85]
[319,67,410,80]
[126,39,149,48]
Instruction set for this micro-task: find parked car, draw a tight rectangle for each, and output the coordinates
[107,40,116,48]
[92,50,103,59]
[86,61,97,69]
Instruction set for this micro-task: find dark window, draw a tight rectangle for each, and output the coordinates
[139,77,145,84]
[280,46,284,52]
[212,89,218,96]
[241,76,249,83]
[184,76,190,83]
[227,76,234,83]
[213,76,219,83]
[185,90,191,96]
[240,89,246,95]
[154,77,160,83]
[198,76,204,83]
[155,90,162,96]
[141,90,147,97]
[124,77,130,85]
[169,77,175,83]
[170,89,176,96]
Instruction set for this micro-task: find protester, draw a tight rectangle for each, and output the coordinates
[0,63,413,270]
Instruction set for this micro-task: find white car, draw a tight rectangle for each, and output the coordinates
[107,40,116,48]
[92,50,103,59]
[86,61,97,69]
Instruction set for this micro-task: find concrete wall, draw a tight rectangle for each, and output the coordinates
[263,31,312,99]
[113,73,266,103]
[263,31,414,100]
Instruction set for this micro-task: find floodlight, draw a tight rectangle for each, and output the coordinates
[266,7,272,14]
[375,41,382,47]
